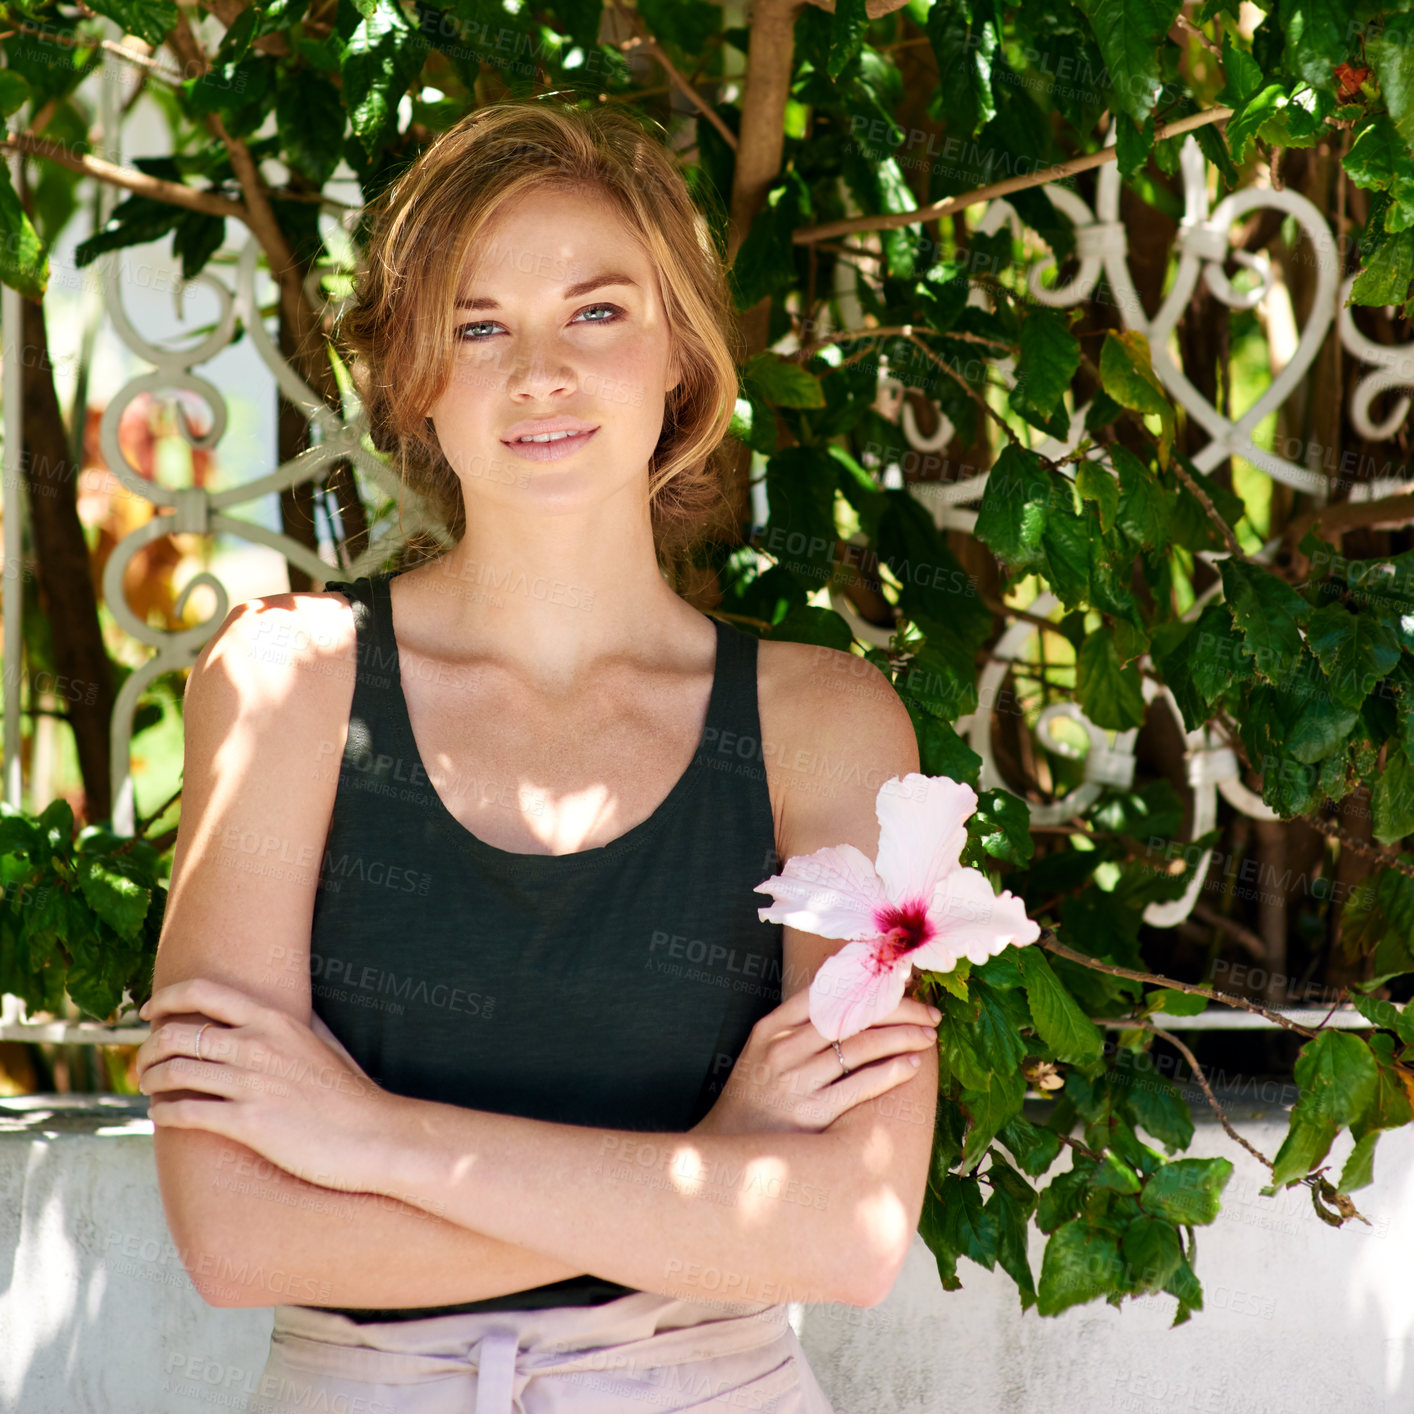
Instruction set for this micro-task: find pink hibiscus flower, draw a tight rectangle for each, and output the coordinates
[755,773,1040,1042]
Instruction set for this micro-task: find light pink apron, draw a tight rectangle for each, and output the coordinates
[244,1289,837,1413]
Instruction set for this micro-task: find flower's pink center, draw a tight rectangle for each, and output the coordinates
[870,899,935,970]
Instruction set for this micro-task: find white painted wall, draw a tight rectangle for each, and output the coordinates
[1,1095,1407,1413]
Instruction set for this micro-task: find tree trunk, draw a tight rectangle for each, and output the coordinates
[18,293,115,824]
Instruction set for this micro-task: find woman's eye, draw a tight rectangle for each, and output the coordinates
[454,302,625,343]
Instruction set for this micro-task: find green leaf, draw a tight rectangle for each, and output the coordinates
[1138,1157,1233,1225]
[975,444,1057,573]
[998,1114,1063,1178]
[983,1158,1038,1308]
[958,1073,1027,1173]
[936,1000,993,1092]
[1115,111,1156,178]
[763,446,839,592]
[917,1178,964,1290]
[926,0,997,137]
[878,493,993,647]
[1345,115,1414,234]
[1012,308,1080,425]
[1099,331,1175,466]
[84,0,180,47]
[1269,1110,1340,1188]
[1111,445,1171,547]
[1372,742,1414,845]
[743,352,826,409]
[909,707,984,787]
[1075,462,1119,536]
[1073,0,1183,122]
[1092,1150,1143,1193]
[1077,629,1145,730]
[1349,992,1414,1049]
[0,160,47,300]
[1350,227,1414,309]
[1040,504,1094,610]
[1338,1132,1380,1195]
[1037,1161,1094,1232]
[0,70,31,117]
[1162,1250,1203,1325]
[1216,32,1264,111]
[968,789,1034,866]
[1280,0,1353,91]
[75,857,150,941]
[832,0,872,74]
[1280,651,1362,764]
[1305,602,1401,710]
[341,0,423,159]
[1368,30,1414,147]
[1121,1214,1183,1293]
[276,72,346,187]
[730,171,811,312]
[1037,1219,1125,1314]
[936,1172,999,1269]
[1113,1048,1195,1151]
[1017,947,1104,1064]
[1293,1029,1379,1128]
[1146,987,1208,1016]
[1220,559,1310,686]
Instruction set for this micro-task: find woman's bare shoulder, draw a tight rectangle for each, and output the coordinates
[191,589,359,693]
[756,636,912,748]
[755,635,918,855]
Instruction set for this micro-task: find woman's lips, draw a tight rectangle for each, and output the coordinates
[500,427,599,461]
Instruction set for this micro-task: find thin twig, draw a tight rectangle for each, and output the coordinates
[788,323,1018,364]
[0,132,247,221]
[1054,1131,1107,1165]
[1168,457,1249,561]
[1039,929,1321,1037]
[611,3,738,152]
[7,19,186,83]
[793,107,1235,245]
[1305,815,1414,876]
[1095,1019,1273,1170]
[899,330,1020,446]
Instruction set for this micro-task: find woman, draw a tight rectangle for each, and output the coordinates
[136,99,941,1414]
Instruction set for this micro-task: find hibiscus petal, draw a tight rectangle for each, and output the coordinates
[910,866,1041,971]
[755,843,889,940]
[875,772,977,908]
[808,941,912,1042]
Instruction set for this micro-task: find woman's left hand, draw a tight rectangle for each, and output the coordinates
[136,977,399,1196]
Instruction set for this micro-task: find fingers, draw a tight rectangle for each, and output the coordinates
[831,1021,937,1077]
[139,977,265,1028]
[878,995,944,1028]
[826,1052,931,1113]
[138,1053,244,1100]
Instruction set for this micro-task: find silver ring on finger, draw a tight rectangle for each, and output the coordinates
[832,1038,851,1077]
[195,1021,210,1060]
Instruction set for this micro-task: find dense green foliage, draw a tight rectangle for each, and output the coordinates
[3,0,1414,1323]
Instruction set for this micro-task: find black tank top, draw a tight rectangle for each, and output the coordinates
[297,570,784,1322]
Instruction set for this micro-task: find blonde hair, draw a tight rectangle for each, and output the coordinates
[335,99,744,572]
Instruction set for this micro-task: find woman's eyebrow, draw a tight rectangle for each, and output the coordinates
[454,272,641,311]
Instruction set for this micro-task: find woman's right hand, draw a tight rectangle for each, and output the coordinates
[690,985,940,1137]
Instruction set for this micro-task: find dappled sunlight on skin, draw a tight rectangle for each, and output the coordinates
[857,1185,911,1262]
[668,1143,710,1198]
[856,1124,911,1258]
[741,1156,794,1223]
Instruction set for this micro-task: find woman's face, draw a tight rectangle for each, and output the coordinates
[426,183,682,520]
